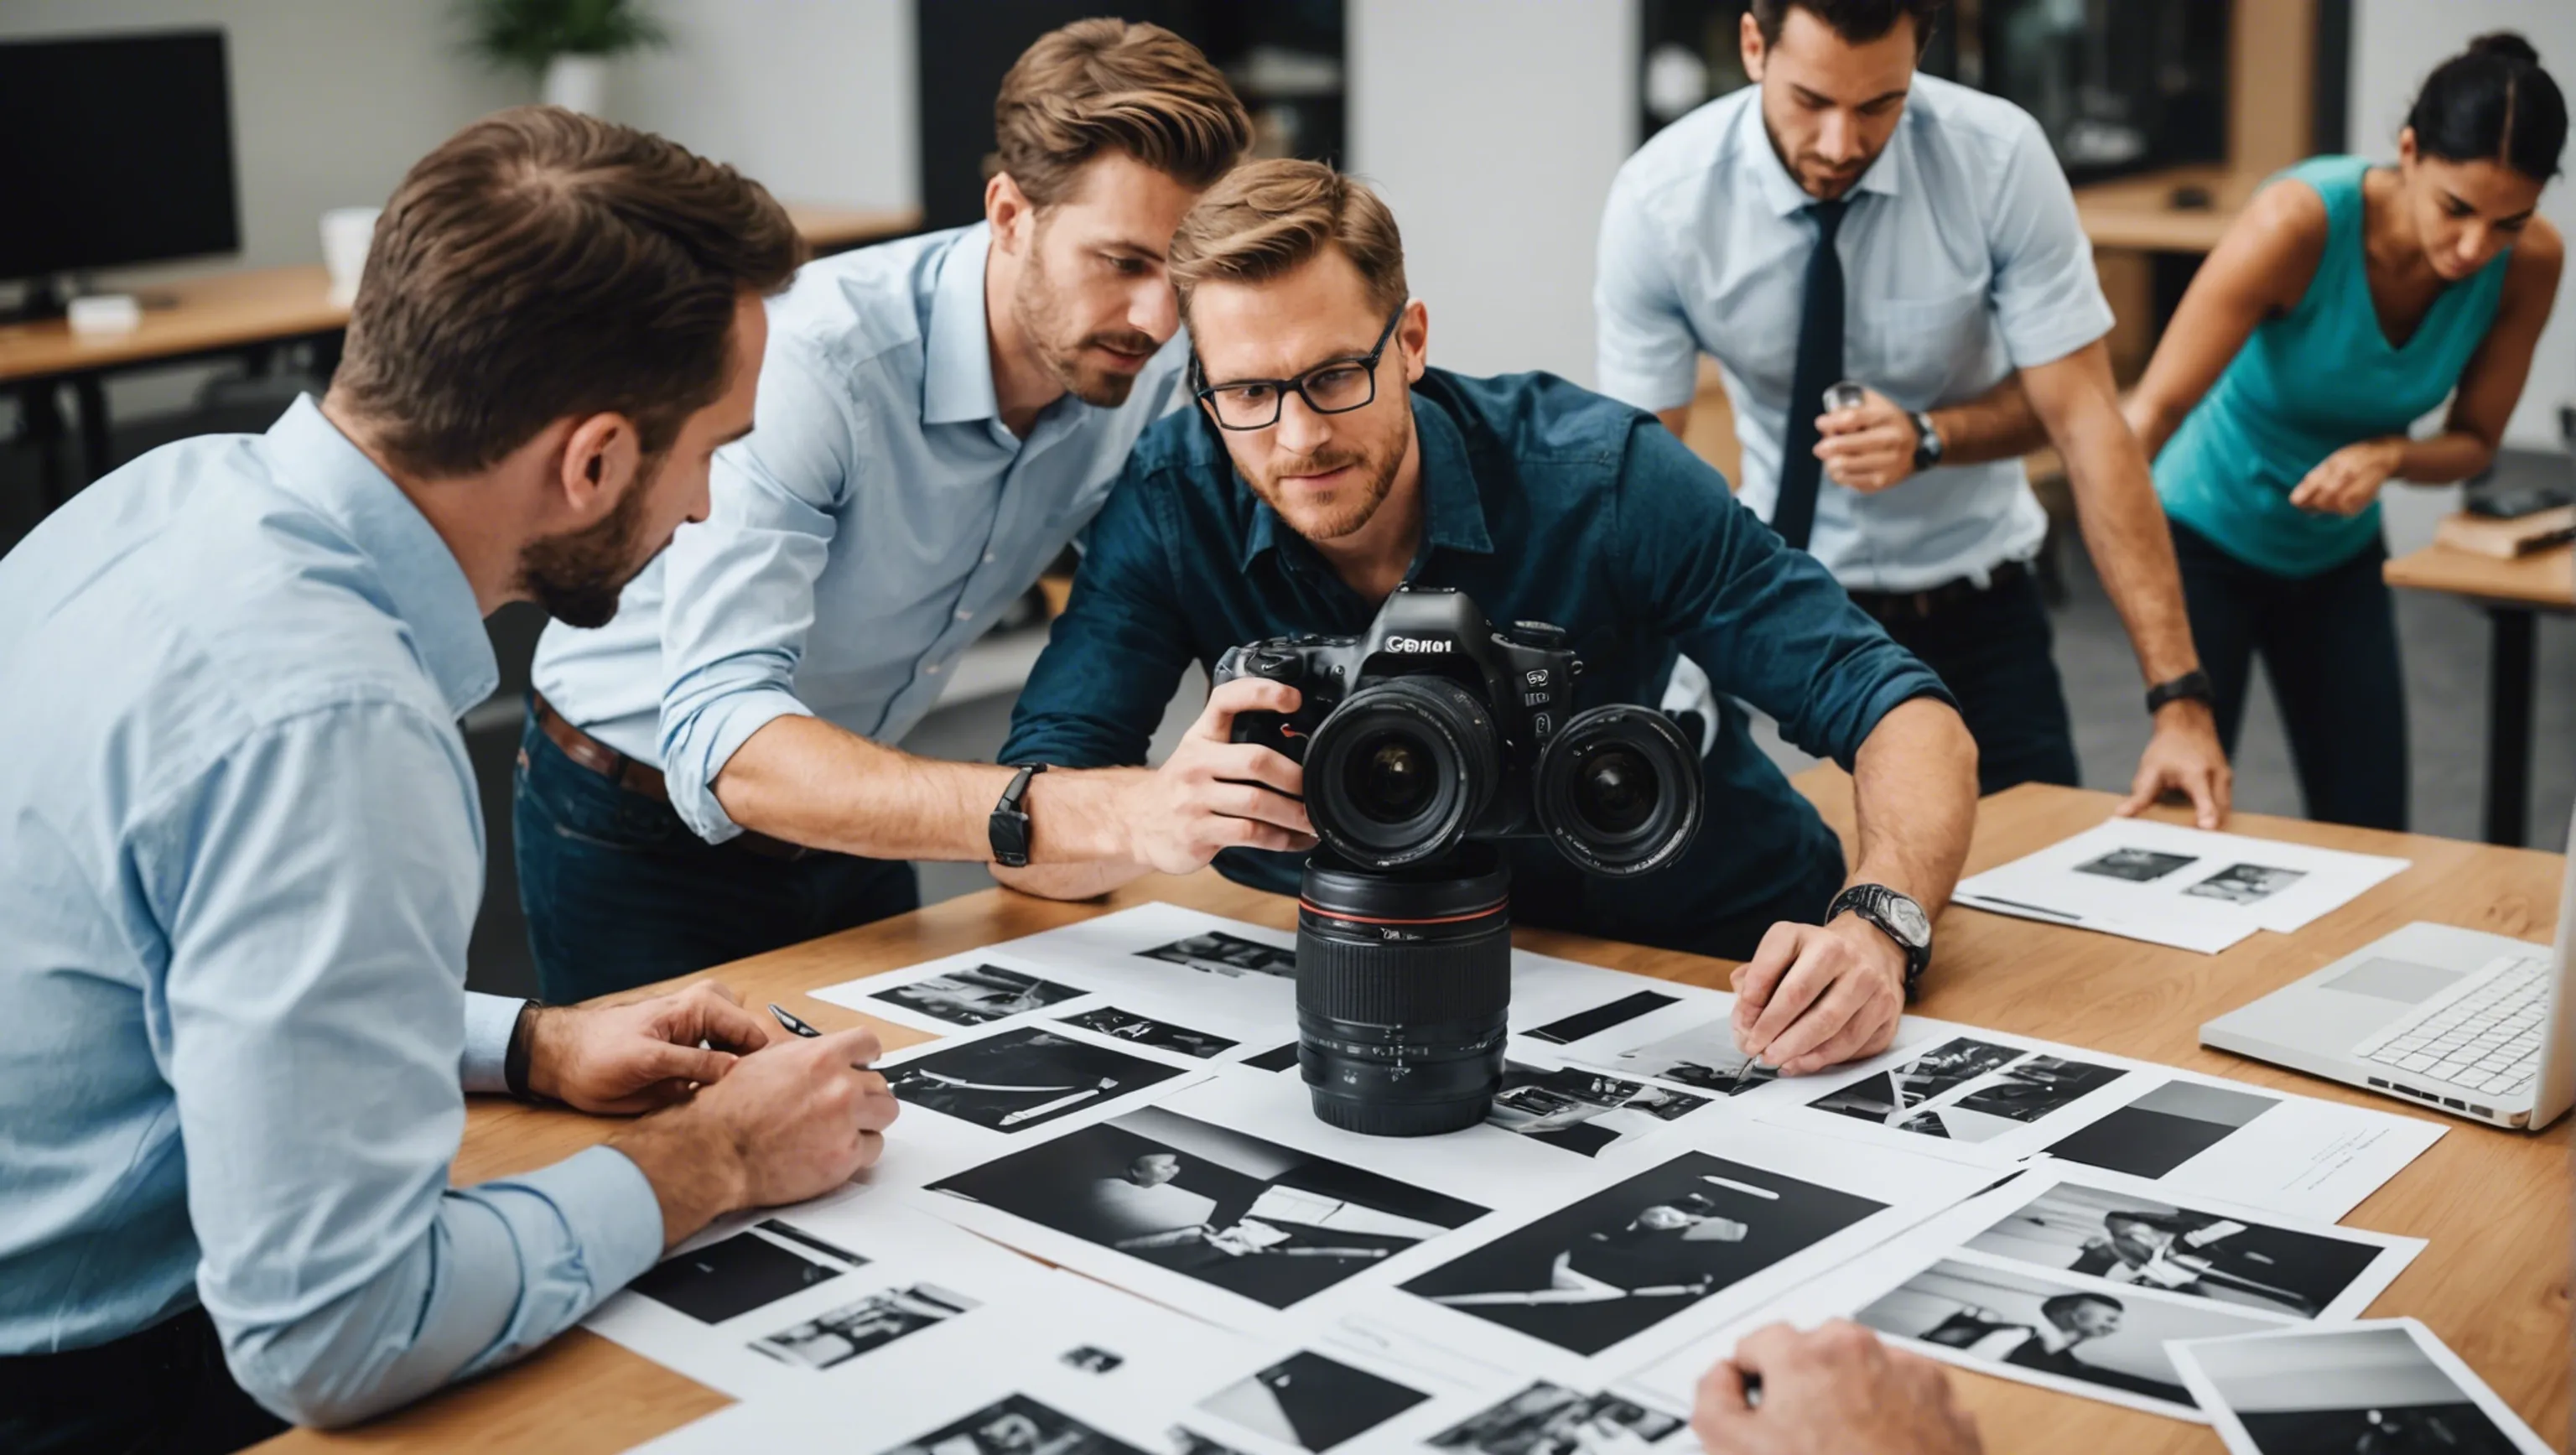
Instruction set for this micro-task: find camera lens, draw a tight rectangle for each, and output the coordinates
[1295,847,1513,1137]
[1306,677,1502,869]
[1536,704,1703,876]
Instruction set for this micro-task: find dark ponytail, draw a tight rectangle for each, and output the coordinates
[2407,32,2567,181]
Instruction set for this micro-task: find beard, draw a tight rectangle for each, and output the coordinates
[1012,245,1160,408]
[1244,431,1405,543]
[516,454,662,629]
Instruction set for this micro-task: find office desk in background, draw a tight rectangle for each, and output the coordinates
[0,204,922,504]
[2387,527,2576,850]
[254,773,2571,1455]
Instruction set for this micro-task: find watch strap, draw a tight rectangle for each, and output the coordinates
[2144,668,2216,717]
[989,762,1048,868]
[504,1000,544,1102]
[1909,410,1944,470]
[1827,884,1932,997]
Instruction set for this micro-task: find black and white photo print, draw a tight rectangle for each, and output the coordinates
[629,1222,862,1325]
[1938,1056,2130,1133]
[751,1284,978,1369]
[1244,1043,1303,1073]
[886,1029,1188,1134]
[1592,1019,1781,1096]
[1401,1151,1885,1356]
[1487,1064,1706,1156]
[2179,1324,2535,1455]
[927,1106,1488,1309]
[2045,1081,2280,1180]
[1524,990,1681,1047]
[873,964,1088,1026]
[1808,1038,2023,1127]
[1061,1345,1126,1374]
[2184,864,2309,907]
[2075,848,2199,883]
[1194,1353,1428,1452]
[880,1395,1147,1455]
[1137,932,1297,980]
[1060,1007,1240,1060]
[1858,1258,2279,1416]
[1961,1181,2390,1319]
[1426,1382,1685,1455]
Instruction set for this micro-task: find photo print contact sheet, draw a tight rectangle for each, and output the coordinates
[584,1193,1060,1402]
[2169,1320,2552,1455]
[1955,818,2411,954]
[1751,1026,2444,1221]
[636,1271,1500,1455]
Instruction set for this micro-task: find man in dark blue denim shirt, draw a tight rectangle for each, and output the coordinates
[999,161,1980,1076]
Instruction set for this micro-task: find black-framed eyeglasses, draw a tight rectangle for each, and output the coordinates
[1191,304,1406,431]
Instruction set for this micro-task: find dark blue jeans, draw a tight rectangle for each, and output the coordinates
[2169,521,2407,831]
[0,1305,283,1455]
[1867,569,2083,798]
[513,704,921,1004]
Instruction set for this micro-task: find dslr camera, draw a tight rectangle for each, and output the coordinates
[1213,585,1704,1137]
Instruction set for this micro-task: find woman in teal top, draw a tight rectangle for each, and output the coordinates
[2125,33,2563,831]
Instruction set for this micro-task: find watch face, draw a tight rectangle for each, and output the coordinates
[1883,893,1931,946]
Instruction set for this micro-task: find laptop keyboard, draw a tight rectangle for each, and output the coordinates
[2353,954,2550,1099]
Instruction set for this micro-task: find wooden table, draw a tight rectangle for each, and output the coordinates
[256,777,2571,1454]
[2386,531,2576,848]
[0,203,919,499]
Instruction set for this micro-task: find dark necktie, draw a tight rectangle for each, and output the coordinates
[1771,199,1848,552]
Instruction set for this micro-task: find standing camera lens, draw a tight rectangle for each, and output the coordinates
[1536,704,1704,876]
[1306,677,1503,869]
[1295,847,1512,1137]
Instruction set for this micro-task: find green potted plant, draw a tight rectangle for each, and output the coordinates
[464,0,667,116]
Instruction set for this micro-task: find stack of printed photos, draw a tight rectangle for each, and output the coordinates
[582,902,2540,1455]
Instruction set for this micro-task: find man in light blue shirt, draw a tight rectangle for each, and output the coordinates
[522,19,1312,1003]
[1596,0,2231,828]
[0,110,897,1452]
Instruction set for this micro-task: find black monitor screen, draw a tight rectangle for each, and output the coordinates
[0,29,240,278]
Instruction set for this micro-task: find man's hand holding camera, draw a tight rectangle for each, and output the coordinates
[1115,677,1317,874]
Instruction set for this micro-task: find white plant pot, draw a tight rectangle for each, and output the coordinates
[543,53,611,115]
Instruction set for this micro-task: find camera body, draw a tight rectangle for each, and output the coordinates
[1213,585,1701,877]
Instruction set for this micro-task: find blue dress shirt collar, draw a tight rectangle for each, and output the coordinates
[921,224,1000,428]
[264,396,497,718]
[1237,390,1498,574]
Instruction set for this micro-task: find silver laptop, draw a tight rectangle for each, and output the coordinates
[2200,806,2576,1131]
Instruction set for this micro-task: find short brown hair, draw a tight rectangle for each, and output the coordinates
[332,106,804,479]
[992,19,1251,207]
[1749,0,1941,49]
[1167,159,1408,320]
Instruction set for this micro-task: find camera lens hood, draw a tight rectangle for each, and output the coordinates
[1535,704,1704,877]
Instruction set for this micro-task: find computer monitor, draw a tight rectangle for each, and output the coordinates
[0,29,241,284]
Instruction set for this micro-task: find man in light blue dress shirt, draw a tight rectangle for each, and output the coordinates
[0,111,899,1452]
[521,20,1313,1003]
[1596,0,2232,828]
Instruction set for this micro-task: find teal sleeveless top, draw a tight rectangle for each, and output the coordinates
[2155,155,2511,577]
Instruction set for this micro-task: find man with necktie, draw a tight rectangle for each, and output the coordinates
[1596,0,2232,828]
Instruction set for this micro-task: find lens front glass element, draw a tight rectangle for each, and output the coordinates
[1573,746,1657,836]
[1536,705,1704,877]
[1349,732,1436,824]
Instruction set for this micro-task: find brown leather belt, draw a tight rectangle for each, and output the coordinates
[530,693,812,861]
[1846,558,2031,626]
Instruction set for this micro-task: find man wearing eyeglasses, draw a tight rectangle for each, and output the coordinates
[516,23,1316,1002]
[996,160,1980,1081]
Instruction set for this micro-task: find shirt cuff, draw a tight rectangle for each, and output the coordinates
[662,689,814,843]
[460,991,526,1095]
[500,1144,668,1298]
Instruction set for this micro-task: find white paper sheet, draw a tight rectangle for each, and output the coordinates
[2169,1319,2553,1455]
[1291,1118,1998,1391]
[584,1189,1062,1400]
[1955,819,2411,953]
[1749,1025,2444,1221]
[1544,990,1954,1109]
[635,1270,1488,1455]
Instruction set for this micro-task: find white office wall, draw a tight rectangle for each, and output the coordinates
[1348,0,1639,388]
[2350,0,2576,549]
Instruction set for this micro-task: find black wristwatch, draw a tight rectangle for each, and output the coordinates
[1828,884,1934,999]
[2144,668,2215,717]
[1909,410,1945,471]
[988,763,1049,868]
[504,999,545,1102]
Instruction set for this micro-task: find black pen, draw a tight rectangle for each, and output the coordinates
[770,1002,823,1039]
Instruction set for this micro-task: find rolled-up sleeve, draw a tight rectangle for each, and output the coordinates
[1594,166,1706,413]
[147,704,664,1427]
[1984,112,2116,371]
[1614,424,1953,766]
[999,467,1197,770]
[655,340,860,841]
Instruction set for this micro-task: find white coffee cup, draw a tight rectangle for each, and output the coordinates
[321,206,381,308]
